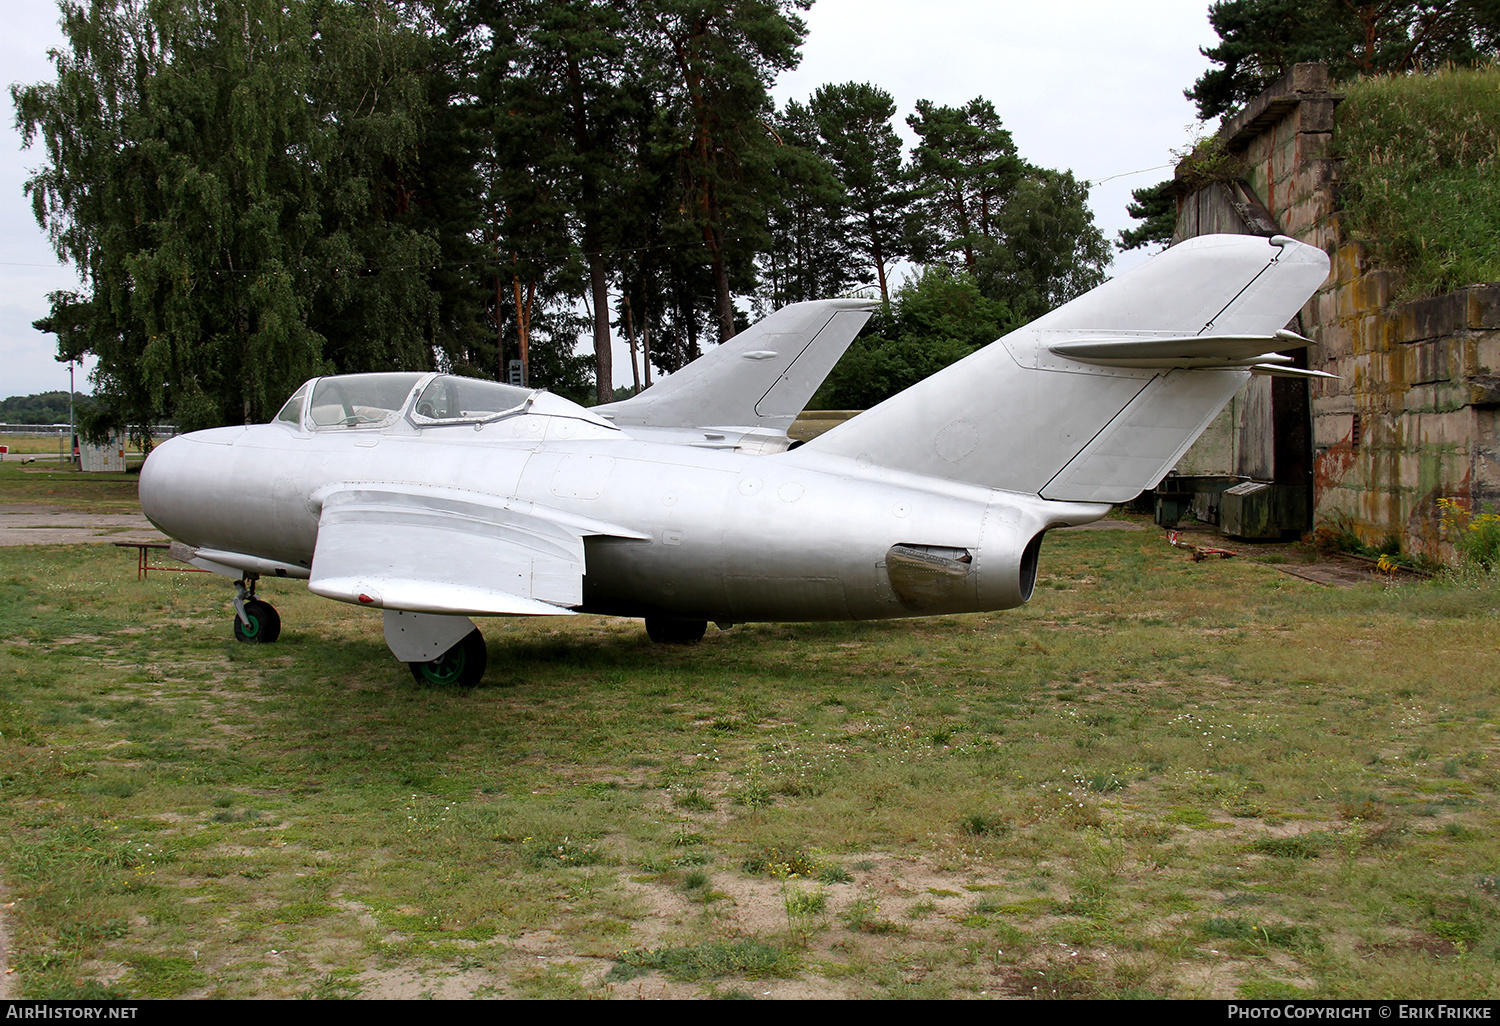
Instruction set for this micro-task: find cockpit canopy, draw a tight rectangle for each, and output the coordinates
[274,372,590,432]
[411,375,532,424]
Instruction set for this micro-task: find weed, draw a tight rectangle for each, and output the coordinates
[607,940,800,982]
[304,970,362,1000]
[783,886,827,917]
[959,813,1008,836]
[673,789,714,812]
[1249,836,1323,860]
[522,837,605,867]
[742,844,822,879]
[842,894,906,935]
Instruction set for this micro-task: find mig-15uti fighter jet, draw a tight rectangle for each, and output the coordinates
[139,234,1331,686]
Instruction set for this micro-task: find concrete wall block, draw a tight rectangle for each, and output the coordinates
[1296,98,1338,134]
[1336,283,1360,322]
[1406,382,1456,415]
[1313,421,1350,451]
[1309,374,1343,403]
[1469,374,1500,407]
[1380,311,1409,354]
[1245,132,1272,166]
[1314,399,1356,427]
[1364,313,1391,354]
[1319,211,1350,250]
[1423,408,1476,445]
[1295,130,1335,168]
[1320,322,1356,358]
[1306,157,1340,192]
[1315,289,1339,327]
[1289,179,1337,222]
[1469,286,1500,330]
[1334,243,1367,285]
[1409,338,1452,387]
[1439,380,1475,414]
[1473,333,1498,374]
[1345,311,1369,352]
[1285,63,1332,94]
[1455,335,1479,377]
[1403,292,1461,341]
[1352,270,1396,311]
[1280,198,1319,236]
[1273,116,1299,155]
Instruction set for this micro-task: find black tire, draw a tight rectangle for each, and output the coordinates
[232,600,281,643]
[645,617,707,645]
[409,628,487,687]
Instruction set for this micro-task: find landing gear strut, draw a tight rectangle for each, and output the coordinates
[645,616,707,645]
[408,628,487,687]
[232,576,280,643]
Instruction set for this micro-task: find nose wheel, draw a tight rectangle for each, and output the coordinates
[408,628,487,687]
[232,576,281,643]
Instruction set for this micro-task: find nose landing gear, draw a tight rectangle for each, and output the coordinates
[232,576,281,643]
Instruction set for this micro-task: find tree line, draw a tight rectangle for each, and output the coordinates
[0,392,89,425]
[15,0,1110,437]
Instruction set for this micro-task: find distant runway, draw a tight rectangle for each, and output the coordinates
[0,504,166,546]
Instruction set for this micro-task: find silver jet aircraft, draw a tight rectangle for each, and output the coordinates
[139,234,1331,685]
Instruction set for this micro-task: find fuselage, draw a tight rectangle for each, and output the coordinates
[139,397,1109,624]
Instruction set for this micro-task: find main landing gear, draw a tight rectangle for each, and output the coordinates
[407,628,488,687]
[232,576,280,643]
[227,578,488,686]
[644,616,708,645]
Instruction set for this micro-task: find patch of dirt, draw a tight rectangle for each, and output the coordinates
[1364,935,1462,958]
[1161,523,1400,588]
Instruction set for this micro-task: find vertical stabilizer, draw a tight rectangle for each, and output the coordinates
[793,235,1329,502]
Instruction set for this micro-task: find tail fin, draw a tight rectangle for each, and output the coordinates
[595,298,877,432]
[794,235,1330,503]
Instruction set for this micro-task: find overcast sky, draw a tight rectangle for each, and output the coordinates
[1,0,1218,401]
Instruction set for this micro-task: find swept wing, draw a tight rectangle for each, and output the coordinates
[307,486,647,616]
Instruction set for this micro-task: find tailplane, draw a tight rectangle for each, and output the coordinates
[793,235,1330,503]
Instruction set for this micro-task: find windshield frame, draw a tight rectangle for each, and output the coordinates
[304,373,429,431]
[405,374,537,428]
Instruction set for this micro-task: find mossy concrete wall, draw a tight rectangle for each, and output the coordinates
[1311,257,1500,558]
[1173,63,1500,560]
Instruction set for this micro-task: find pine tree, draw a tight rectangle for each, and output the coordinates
[810,81,908,303]
[1189,0,1500,121]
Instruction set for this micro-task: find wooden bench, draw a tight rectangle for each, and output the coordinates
[114,541,212,580]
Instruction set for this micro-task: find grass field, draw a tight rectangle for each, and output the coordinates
[1,516,1498,999]
[0,433,70,456]
[0,449,142,511]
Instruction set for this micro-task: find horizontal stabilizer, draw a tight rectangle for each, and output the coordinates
[309,488,630,615]
[596,298,877,431]
[1049,329,1312,368]
[1250,363,1340,380]
[795,234,1331,502]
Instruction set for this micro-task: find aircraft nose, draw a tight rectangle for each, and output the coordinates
[138,428,247,543]
[138,434,192,540]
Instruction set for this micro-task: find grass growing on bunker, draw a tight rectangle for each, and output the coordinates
[1,525,1499,999]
